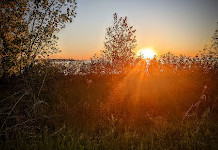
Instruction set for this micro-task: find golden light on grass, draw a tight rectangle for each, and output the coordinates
[137,48,156,59]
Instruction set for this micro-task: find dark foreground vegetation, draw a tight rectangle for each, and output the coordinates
[1,0,218,149]
[0,50,218,150]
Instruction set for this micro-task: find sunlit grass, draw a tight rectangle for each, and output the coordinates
[0,51,217,149]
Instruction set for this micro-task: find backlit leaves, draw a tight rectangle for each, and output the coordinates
[0,0,77,76]
[103,13,137,72]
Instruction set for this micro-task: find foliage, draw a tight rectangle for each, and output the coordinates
[102,13,137,72]
[0,66,217,149]
[1,120,218,150]
[0,0,29,76]
[0,50,218,149]
[1,7,218,150]
[0,63,61,139]
[0,0,77,77]
[26,0,77,62]
[211,22,218,55]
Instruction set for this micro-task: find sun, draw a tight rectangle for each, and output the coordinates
[137,48,156,59]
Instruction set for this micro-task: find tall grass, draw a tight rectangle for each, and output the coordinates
[0,50,217,149]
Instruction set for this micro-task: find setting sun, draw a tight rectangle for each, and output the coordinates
[137,48,156,59]
[1,0,218,149]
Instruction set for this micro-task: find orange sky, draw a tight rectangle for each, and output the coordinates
[51,0,218,60]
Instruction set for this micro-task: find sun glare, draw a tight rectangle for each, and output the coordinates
[137,48,156,59]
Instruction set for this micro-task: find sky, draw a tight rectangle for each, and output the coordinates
[52,0,218,59]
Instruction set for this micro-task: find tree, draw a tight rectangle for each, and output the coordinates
[103,13,137,72]
[26,0,77,62]
[0,0,29,76]
[211,22,218,54]
[0,0,77,76]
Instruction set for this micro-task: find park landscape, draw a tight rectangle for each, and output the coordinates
[0,0,218,149]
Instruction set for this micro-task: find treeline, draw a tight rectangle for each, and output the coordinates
[50,48,218,76]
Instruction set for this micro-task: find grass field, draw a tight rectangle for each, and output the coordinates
[0,53,218,149]
[1,0,218,149]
